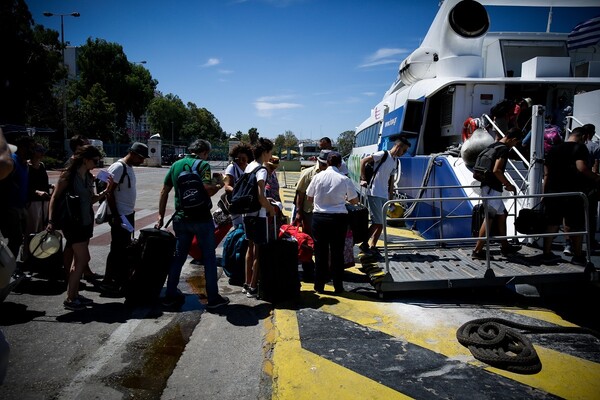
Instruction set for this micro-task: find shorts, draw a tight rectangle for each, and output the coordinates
[243,216,267,245]
[544,195,584,229]
[480,186,506,217]
[63,223,93,246]
[367,196,387,225]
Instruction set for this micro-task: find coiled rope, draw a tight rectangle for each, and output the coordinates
[456,318,600,374]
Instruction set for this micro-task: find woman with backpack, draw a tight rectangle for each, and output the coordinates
[47,145,110,311]
[223,143,252,227]
[240,138,275,298]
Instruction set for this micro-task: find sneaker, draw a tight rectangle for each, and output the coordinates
[471,250,487,260]
[541,253,562,264]
[501,244,521,256]
[246,287,258,298]
[206,295,230,309]
[571,255,587,266]
[241,283,249,294]
[563,244,573,256]
[64,298,87,311]
[76,294,93,305]
[162,290,185,307]
[83,272,103,282]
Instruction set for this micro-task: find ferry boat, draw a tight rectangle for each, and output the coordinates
[348,0,600,241]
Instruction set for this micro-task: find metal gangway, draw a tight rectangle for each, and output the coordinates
[367,189,598,295]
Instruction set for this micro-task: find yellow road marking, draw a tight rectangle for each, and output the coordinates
[308,287,600,400]
[270,308,413,400]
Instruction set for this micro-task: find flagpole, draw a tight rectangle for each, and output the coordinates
[546,6,553,33]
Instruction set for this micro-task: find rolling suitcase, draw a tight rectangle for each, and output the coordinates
[125,228,176,305]
[345,203,369,244]
[471,204,485,237]
[258,217,300,303]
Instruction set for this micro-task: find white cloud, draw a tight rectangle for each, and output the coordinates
[256,94,296,102]
[254,100,303,117]
[202,58,220,67]
[218,69,233,74]
[363,92,377,97]
[359,48,410,68]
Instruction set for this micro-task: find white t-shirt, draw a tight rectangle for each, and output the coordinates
[107,159,136,215]
[224,162,244,183]
[368,151,398,199]
[306,166,358,214]
[244,161,268,217]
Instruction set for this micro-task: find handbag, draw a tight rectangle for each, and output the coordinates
[94,199,111,224]
[515,205,546,235]
[212,208,232,227]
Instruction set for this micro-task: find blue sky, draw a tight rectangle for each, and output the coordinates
[26,0,600,142]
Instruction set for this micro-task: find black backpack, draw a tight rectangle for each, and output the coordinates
[229,165,265,214]
[472,145,503,182]
[364,151,389,186]
[176,159,212,219]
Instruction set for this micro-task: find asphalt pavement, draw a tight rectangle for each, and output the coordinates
[1,164,599,399]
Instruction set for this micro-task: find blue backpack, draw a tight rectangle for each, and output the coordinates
[221,225,248,285]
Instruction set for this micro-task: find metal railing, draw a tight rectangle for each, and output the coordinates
[381,191,591,276]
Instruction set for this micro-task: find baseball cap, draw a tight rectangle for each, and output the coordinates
[267,156,280,167]
[129,142,150,158]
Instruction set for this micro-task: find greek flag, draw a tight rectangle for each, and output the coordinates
[568,15,600,51]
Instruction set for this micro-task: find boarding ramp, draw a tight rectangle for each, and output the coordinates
[364,190,598,296]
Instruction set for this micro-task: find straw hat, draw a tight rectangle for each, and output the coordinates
[29,231,62,259]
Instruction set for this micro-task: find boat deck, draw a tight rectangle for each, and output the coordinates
[360,243,595,295]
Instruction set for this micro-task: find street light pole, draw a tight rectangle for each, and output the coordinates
[43,11,80,144]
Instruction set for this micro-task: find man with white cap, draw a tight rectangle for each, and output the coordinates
[294,149,330,281]
[100,142,149,293]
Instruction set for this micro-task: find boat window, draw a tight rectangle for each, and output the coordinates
[500,40,568,78]
[355,122,381,147]
[403,101,424,134]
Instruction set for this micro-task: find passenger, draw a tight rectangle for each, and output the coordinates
[222,143,252,227]
[64,134,101,281]
[319,136,348,175]
[0,127,14,181]
[359,137,411,255]
[157,139,229,309]
[552,94,573,135]
[471,128,523,260]
[241,138,275,298]
[0,135,35,263]
[306,151,359,294]
[542,126,600,265]
[100,143,149,294]
[265,156,281,202]
[583,124,600,251]
[47,145,109,311]
[26,144,52,235]
[510,98,532,132]
[294,150,330,281]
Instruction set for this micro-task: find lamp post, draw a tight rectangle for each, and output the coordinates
[43,11,80,143]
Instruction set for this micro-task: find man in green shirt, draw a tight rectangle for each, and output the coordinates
[157,139,229,309]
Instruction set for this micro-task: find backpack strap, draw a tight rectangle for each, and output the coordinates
[369,150,389,188]
[116,160,130,190]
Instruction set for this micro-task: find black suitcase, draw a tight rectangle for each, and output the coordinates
[258,217,300,303]
[471,204,485,237]
[345,203,369,244]
[125,228,176,305]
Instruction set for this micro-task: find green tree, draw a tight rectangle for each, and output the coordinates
[126,63,158,122]
[70,83,116,143]
[337,130,356,156]
[0,0,63,127]
[146,93,188,144]
[283,130,299,148]
[274,134,286,155]
[182,103,227,145]
[234,131,243,141]
[248,128,259,145]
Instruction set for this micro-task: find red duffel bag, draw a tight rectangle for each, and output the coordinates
[278,224,314,263]
[189,222,233,260]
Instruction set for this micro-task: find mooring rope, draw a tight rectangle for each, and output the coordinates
[456,318,600,374]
